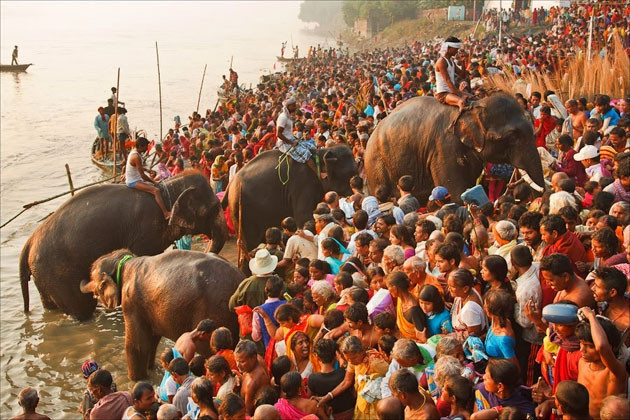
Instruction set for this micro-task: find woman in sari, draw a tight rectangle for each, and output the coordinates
[321,238,349,274]
[315,336,389,420]
[274,371,328,420]
[386,271,428,342]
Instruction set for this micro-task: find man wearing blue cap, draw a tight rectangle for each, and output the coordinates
[429,186,468,222]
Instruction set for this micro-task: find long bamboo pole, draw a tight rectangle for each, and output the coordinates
[113,67,120,176]
[65,164,75,196]
[1,173,120,228]
[197,64,207,113]
[156,42,163,142]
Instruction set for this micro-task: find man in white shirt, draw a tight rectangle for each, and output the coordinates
[574,145,603,182]
[314,213,337,260]
[346,210,378,255]
[511,245,543,387]
[275,97,297,152]
[277,217,317,270]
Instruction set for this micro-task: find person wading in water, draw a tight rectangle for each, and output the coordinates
[125,137,171,220]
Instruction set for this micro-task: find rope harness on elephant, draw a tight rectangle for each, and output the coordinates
[116,255,134,286]
[277,153,291,186]
[158,181,173,210]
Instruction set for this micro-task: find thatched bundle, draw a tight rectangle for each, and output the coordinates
[486,33,629,102]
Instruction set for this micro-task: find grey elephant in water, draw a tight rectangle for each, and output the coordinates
[20,171,228,321]
[80,248,244,380]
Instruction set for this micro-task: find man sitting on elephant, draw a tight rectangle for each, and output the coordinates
[435,36,471,112]
[174,319,217,362]
[276,97,319,176]
[125,137,171,220]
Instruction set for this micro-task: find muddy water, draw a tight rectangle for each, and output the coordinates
[0,2,326,417]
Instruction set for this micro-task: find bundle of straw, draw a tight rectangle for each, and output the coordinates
[485,33,629,101]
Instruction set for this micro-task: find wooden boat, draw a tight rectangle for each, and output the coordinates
[0,63,32,72]
[91,138,125,172]
[276,56,305,63]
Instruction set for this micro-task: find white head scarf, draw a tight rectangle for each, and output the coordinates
[440,41,462,54]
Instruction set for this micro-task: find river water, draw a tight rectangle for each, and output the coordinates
[0,2,328,417]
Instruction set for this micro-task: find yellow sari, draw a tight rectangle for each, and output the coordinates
[350,350,389,420]
[396,298,417,339]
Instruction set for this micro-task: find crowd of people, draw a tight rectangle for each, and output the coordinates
[19,2,630,420]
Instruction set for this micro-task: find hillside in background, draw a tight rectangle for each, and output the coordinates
[298,0,345,33]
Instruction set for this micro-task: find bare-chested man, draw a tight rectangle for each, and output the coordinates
[174,319,217,362]
[234,339,270,416]
[575,307,628,419]
[389,370,439,420]
[564,99,588,141]
[591,267,630,343]
[10,387,50,420]
[526,254,595,333]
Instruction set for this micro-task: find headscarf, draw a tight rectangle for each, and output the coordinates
[282,97,296,117]
[440,41,462,54]
[361,196,381,226]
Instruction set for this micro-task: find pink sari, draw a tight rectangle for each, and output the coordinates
[274,398,309,420]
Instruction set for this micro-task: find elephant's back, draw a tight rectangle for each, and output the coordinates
[134,250,242,338]
[141,250,243,294]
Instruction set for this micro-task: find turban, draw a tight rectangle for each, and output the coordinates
[440,41,462,53]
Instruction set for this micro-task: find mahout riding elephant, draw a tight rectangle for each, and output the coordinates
[79,248,243,380]
[20,171,228,321]
[225,146,357,250]
[364,93,545,204]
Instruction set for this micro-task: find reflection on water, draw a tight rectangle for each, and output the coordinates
[1,1,326,417]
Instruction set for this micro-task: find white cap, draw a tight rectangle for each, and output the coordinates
[573,145,599,161]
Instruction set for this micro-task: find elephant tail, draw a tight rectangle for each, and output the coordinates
[221,185,230,210]
[19,238,32,313]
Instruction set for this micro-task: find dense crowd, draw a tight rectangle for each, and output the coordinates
[16,3,630,420]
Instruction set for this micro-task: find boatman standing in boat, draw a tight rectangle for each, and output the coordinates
[125,137,171,220]
[12,46,18,65]
[94,107,110,158]
[435,36,471,112]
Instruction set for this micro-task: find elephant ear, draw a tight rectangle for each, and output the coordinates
[322,149,338,172]
[169,187,197,229]
[455,105,487,153]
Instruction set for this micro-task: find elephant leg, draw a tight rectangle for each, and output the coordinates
[39,293,58,310]
[124,314,152,380]
[45,277,97,321]
[147,335,161,370]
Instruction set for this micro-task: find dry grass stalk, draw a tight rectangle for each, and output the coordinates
[485,33,629,101]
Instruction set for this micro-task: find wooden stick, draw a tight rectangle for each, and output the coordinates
[237,186,243,266]
[197,64,207,113]
[156,42,163,143]
[65,164,75,196]
[113,67,120,176]
[1,173,119,228]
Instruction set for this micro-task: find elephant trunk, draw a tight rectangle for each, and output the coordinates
[511,147,545,192]
[208,210,227,254]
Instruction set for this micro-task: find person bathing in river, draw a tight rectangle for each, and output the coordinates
[125,137,171,220]
[435,36,471,112]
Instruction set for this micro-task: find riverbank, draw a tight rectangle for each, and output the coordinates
[341,16,551,50]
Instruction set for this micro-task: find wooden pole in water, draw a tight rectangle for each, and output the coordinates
[113,67,120,176]
[197,64,207,113]
[156,42,163,142]
[65,164,75,196]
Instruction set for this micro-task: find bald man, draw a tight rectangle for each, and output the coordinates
[376,397,405,420]
[252,404,281,420]
[551,172,569,192]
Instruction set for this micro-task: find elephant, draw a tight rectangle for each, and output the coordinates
[364,93,545,204]
[225,146,358,251]
[79,248,244,380]
[20,171,228,321]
